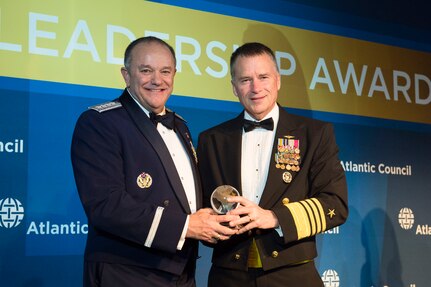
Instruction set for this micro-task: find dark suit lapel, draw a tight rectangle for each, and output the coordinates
[119,91,191,213]
[214,114,244,194]
[259,107,302,208]
[224,115,243,194]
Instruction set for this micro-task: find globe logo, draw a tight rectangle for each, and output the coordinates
[398,207,414,230]
[0,198,25,228]
[322,269,340,287]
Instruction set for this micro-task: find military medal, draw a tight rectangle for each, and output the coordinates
[282,171,292,183]
[275,136,301,182]
[137,172,152,188]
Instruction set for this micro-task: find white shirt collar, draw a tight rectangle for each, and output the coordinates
[127,88,166,117]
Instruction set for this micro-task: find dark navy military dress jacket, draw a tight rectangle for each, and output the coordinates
[71,89,201,276]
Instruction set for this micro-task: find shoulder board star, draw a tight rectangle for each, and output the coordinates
[89,101,122,113]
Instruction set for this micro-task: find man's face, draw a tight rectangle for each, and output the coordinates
[121,42,176,114]
[231,53,280,120]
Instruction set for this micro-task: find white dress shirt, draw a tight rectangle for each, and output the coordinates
[241,105,279,204]
[241,105,283,235]
[129,90,196,249]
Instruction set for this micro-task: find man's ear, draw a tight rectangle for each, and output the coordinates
[231,80,238,97]
[277,73,281,91]
[121,67,130,88]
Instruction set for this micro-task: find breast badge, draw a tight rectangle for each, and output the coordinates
[275,136,301,183]
[137,172,152,189]
[282,171,292,183]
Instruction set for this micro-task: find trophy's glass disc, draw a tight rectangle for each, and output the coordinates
[210,185,240,214]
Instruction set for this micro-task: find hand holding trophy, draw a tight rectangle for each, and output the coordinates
[210,185,240,214]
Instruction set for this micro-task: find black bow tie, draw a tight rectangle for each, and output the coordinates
[150,111,175,130]
[243,118,274,132]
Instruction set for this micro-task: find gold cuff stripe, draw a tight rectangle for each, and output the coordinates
[304,199,322,234]
[310,198,326,232]
[300,200,317,235]
[284,198,327,239]
[285,201,310,239]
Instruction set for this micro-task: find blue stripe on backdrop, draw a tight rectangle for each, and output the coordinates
[2,76,430,134]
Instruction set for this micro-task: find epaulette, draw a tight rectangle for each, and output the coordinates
[89,101,122,113]
[166,108,187,122]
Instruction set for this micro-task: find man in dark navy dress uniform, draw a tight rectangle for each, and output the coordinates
[198,42,348,287]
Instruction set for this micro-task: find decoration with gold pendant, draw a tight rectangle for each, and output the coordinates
[137,172,152,189]
[185,132,198,164]
[275,136,301,183]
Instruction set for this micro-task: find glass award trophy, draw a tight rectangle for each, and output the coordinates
[210,185,240,214]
